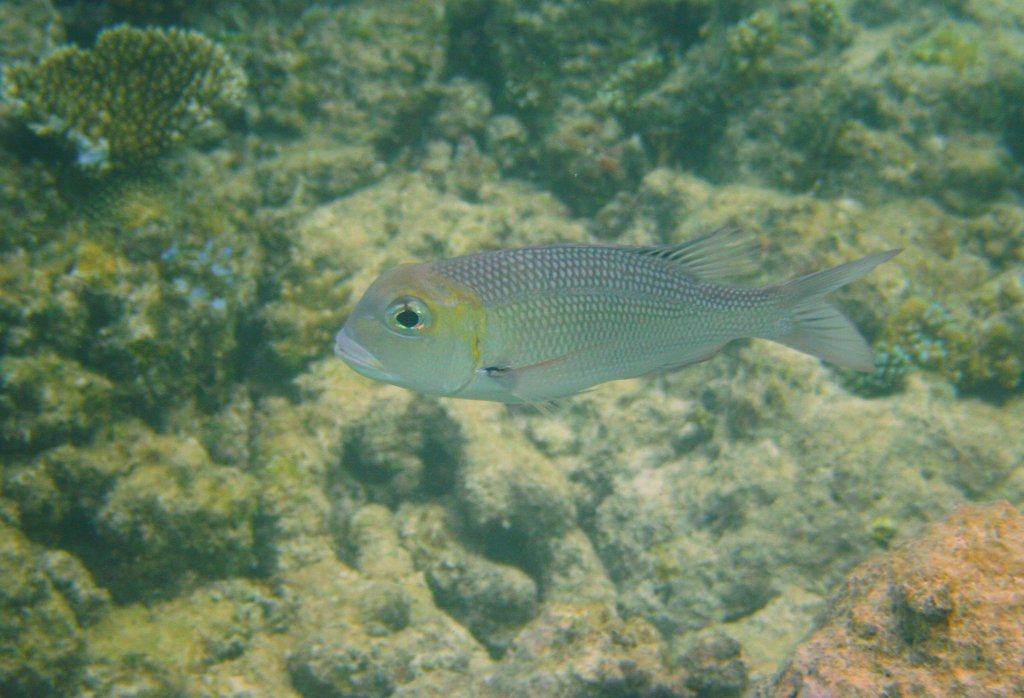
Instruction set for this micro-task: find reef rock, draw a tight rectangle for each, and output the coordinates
[482,602,683,697]
[0,521,93,696]
[759,502,1024,697]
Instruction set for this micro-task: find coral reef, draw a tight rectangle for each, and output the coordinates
[838,341,912,397]
[759,502,1024,697]
[285,562,484,698]
[0,0,62,66]
[485,0,676,113]
[472,0,1023,215]
[237,0,445,148]
[481,603,683,696]
[432,507,542,653]
[883,274,1024,398]
[0,0,1022,696]
[674,633,749,698]
[0,352,114,451]
[429,77,493,142]
[4,423,262,601]
[2,25,244,170]
[0,520,100,697]
[0,173,264,455]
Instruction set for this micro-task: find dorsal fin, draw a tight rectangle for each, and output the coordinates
[637,226,760,281]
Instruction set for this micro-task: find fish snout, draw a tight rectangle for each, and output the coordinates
[334,327,385,373]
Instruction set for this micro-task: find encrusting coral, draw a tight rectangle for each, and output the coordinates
[2,24,245,170]
[759,502,1024,697]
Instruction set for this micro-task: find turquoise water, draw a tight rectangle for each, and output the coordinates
[1,1,1021,696]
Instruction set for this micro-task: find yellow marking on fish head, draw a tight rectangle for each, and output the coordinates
[380,262,486,358]
[337,262,486,396]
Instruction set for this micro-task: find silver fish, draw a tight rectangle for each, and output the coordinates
[335,228,900,403]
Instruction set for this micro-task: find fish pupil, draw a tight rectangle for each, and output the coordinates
[395,308,420,329]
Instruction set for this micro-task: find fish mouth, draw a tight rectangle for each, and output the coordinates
[334,328,386,374]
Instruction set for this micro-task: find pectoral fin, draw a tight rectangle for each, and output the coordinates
[479,356,574,405]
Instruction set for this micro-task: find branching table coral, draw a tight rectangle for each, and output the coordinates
[2,25,245,171]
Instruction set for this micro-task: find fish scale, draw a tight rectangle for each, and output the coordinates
[431,245,781,374]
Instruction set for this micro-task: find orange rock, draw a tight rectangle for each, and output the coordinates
[760,502,1024,697]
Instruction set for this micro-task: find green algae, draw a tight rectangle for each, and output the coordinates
[7,423,263,603]
[910,22,981,73]
[236,0,446,148]
[86,578,293,696]
[0,153,270,457]
[0,352,114,452]
[867,514,900,548]
[726,9,782,78]
[0,520,90,697]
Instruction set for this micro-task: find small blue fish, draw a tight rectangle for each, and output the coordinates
[335,228,899,403]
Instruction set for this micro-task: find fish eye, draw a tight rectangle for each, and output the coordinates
[385,297,431,334]
[395,308,420,328]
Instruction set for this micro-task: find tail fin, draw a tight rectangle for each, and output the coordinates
[773,250,901,372]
